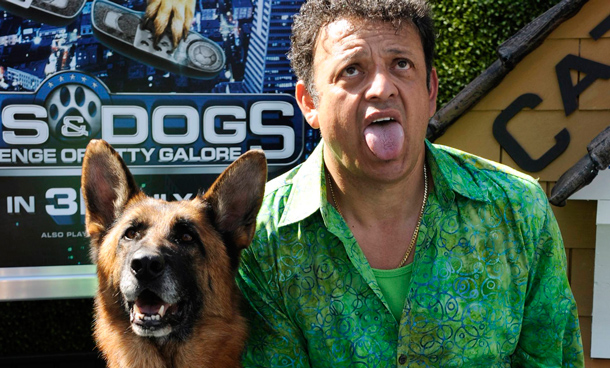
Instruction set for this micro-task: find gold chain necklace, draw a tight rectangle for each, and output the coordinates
[326,164,428,269]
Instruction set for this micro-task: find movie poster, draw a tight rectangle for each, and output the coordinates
[0,0,314,271]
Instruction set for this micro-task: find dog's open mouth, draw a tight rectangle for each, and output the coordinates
[128,289,180,337]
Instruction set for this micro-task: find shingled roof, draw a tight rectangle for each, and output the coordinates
[426,0,610,206]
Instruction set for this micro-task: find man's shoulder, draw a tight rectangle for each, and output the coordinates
[431,143,547,204]
[255,163,304,225]
[263,163,302,197]
[261,162,308,211]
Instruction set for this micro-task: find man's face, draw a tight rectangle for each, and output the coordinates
[296,18,438,184]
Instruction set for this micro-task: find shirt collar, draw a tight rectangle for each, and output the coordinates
[278,139,494,227]
[426,140,496,206]
[278,141,326,227]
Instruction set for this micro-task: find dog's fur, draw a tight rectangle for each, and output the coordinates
[82,139,266,368]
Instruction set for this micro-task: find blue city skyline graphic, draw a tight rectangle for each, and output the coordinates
[0,0,302,95]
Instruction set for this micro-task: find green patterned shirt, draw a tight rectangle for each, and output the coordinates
[237,140,583,367]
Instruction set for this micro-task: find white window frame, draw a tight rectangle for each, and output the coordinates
[570,169,610,358]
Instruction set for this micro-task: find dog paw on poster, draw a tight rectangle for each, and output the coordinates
[143,0,196,48]
[92,0,226,79]
[0,0,225,80]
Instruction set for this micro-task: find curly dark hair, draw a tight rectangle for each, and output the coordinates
[289,0,435,98]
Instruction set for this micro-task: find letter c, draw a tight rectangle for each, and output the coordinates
[493,93,570,172]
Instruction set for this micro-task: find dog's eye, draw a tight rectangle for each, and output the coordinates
[178,232,194,244]
[124,228,139,240]
[173,222,197,245]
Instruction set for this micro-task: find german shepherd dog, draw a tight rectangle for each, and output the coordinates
[81,139,266,368]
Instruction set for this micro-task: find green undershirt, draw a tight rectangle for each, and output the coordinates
[371,263,414,322]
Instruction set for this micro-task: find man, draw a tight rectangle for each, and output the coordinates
[237,0,584,366]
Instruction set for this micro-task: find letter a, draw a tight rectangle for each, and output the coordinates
[556,54,610,116]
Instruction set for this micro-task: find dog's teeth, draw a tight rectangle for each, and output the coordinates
[159,305,165,317]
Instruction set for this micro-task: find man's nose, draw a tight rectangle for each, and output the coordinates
[365,69,398,100]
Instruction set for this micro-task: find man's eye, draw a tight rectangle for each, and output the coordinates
[342,66,360,77]
[124,228,139,240]
[396,59,411,70]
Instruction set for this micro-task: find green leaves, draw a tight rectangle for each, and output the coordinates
[431,0,562,108]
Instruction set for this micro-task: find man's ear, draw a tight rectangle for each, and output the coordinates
[295,80,319,129]
[428,67,439,117]
[203,150,267,252]
[81,140,141,242]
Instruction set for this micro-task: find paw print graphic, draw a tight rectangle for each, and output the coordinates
[45,84,102,144]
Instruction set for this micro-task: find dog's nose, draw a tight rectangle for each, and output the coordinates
[130,249,165,281]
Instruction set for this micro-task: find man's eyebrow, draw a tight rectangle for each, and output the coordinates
[385,47,416,57]
[334,45,416,66]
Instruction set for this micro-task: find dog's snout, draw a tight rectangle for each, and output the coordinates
[130,249,165,281]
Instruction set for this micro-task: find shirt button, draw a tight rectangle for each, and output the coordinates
[398,354,407,365]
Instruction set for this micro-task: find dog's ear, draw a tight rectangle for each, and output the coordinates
[81,139,141,241]
[204,150,267,251]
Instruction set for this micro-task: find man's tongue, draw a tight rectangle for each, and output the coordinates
[364,121,404,160]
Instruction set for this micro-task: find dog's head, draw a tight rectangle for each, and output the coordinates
[81,139,266,341]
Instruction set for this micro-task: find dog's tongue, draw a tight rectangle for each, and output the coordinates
[364,121,404,160]
[135,299,166,315]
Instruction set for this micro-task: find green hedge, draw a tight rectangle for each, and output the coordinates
[431,0,562,108]
[0,0,564,358]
